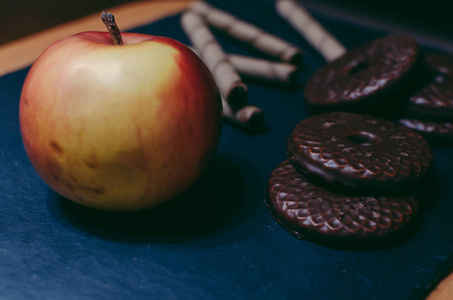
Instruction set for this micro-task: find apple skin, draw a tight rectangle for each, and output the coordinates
[20,31,222,211]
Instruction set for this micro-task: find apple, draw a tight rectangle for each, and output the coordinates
[19,13,222,211]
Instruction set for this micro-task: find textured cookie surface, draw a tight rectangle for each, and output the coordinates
[287,112,433,193]
[303,35,422,113]
[399,118,453,144]
[266,160,420,247]
[404,53,453,121]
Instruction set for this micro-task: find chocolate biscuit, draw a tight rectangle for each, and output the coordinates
[403,53,453,122]
[399,118,453,144]
[303,36,422,113]
[266,160,420,247]
[287,112,433,194]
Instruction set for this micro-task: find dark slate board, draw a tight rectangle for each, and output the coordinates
[1,1,452,299]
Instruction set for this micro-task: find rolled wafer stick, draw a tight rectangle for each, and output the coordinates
[186,47,265,129]
[189,1,303,65]
[275,0,347,62]
[181,11,247,109]
[222,97,265,131]
[189,47,299,85]
[228,54,299,85]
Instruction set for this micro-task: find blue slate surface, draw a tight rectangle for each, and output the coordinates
[1,1,453,299]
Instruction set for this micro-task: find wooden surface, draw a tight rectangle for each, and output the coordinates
[0,1,451,299]
[0,0,192,77]
[428,274,453,300]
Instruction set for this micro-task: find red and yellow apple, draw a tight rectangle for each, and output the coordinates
[19,30,222,211]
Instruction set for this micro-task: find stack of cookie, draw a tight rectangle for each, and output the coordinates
[266,112,434,248]
[267,1,445,247]
[302,36,453,145]
[276,0,453,144]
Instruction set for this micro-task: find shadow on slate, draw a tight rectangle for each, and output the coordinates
[47,156,244,242]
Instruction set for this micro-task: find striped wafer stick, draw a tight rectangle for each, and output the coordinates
[180,11,247,109]
[189,1,303,65]
[228,54,299,85]
[222,97,264,131]
[275,0,347,62]
[189,47,299,85]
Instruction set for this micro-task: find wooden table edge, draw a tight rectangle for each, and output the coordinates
[0,1,451,299]
[0,0,193,77]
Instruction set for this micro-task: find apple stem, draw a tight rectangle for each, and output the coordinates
[101,11,123,45]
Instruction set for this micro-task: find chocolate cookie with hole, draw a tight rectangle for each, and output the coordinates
[286,112,433,194]
[266,160,421,247]
[303,35,423,114]
[395,53,453,144]
[398,118,453,145]
[403,53,453,122]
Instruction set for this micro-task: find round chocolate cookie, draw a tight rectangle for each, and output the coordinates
[303,35,422,113]
[266,160,420,247]
[287,112,433,194]
[403,53,453,122]
[399,118,453,144]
